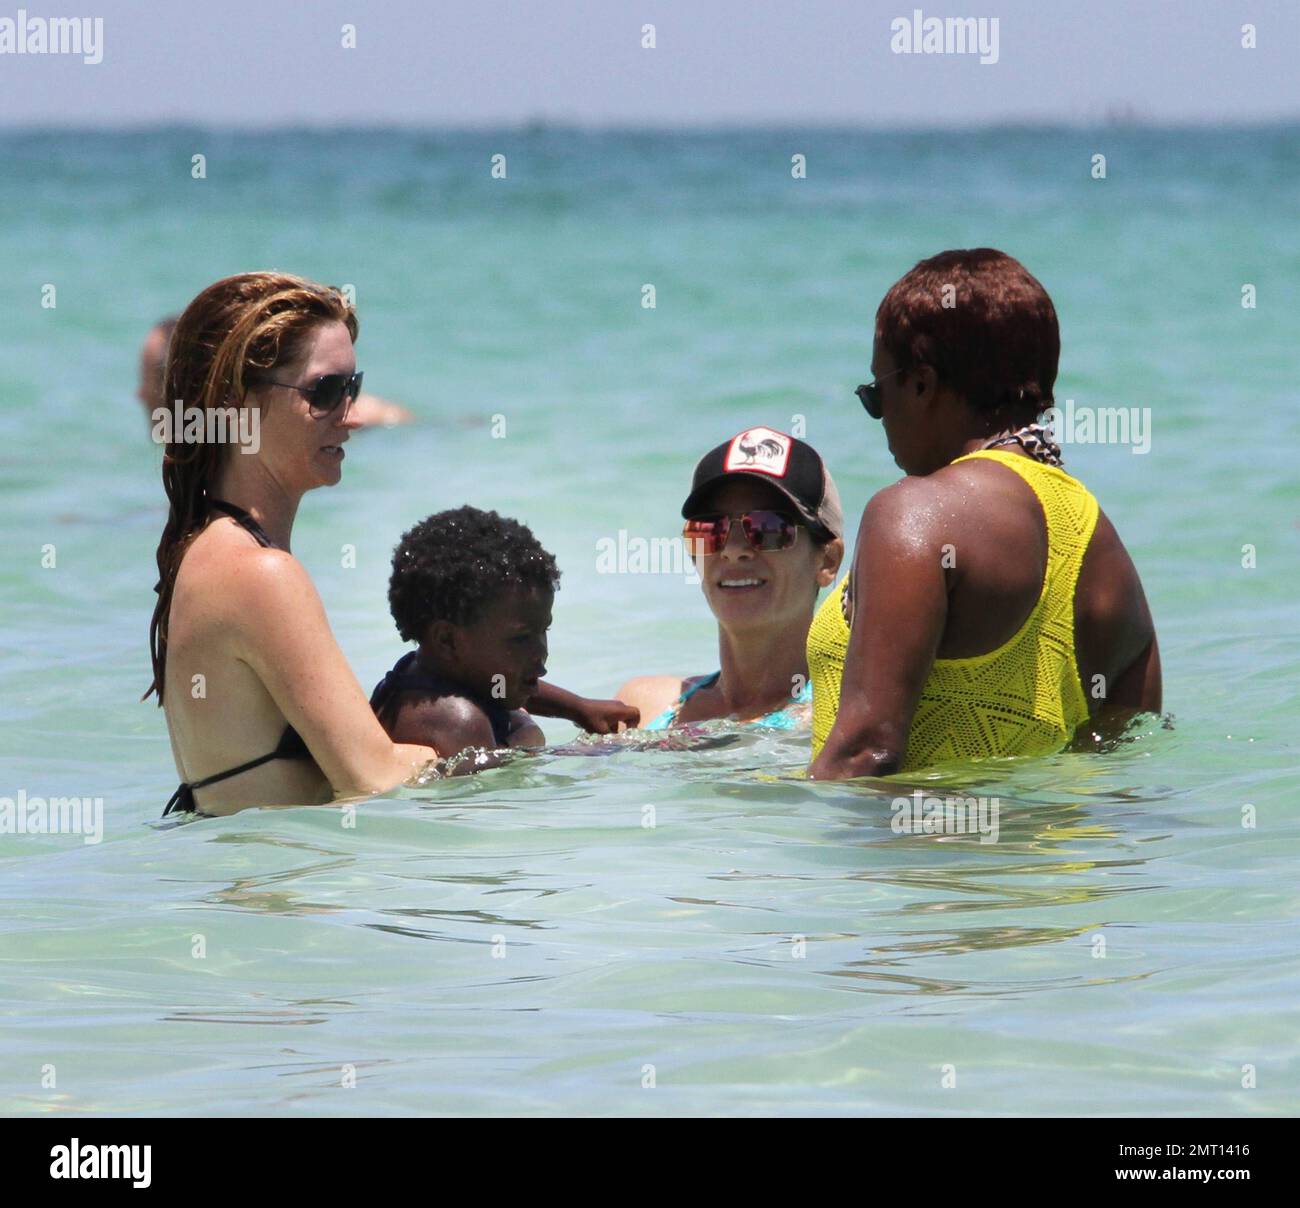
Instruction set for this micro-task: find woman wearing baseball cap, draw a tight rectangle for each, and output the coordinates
[617,427,844,730]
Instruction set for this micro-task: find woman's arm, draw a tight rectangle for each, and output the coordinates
[808,481,947,780]
[227,548,437,796]
[1074,509,1163,717]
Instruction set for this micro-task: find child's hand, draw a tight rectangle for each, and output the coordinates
[575,697,640,734]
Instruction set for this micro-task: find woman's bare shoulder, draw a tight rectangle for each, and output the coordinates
[178,524,311,608]
[615,674,689,722]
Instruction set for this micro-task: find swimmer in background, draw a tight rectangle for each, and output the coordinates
[371,506,638,772]
[617,428,844,730]
[137,314,414,430]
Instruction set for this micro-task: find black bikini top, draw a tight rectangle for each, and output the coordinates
[161,499,311,817]
[370,651,515,749]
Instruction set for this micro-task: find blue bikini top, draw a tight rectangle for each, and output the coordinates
[642,671,812,732]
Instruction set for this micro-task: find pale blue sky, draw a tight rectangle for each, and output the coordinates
[1,0,1296,127]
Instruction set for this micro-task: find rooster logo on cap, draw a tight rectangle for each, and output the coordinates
[735,434,785,465]
[725,427,792,477]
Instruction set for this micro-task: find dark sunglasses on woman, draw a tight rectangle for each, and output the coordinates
[683,510,803,557]
[855,366,904,420]
[262,371,365,417]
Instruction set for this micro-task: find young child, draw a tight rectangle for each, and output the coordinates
[372,506,635,770]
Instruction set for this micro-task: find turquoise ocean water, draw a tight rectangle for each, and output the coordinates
[1,127,1297,1115]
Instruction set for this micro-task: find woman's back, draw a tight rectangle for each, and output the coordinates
[163,515,331,814]
[810,449,1158,768]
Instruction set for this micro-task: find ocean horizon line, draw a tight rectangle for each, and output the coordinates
[2,116,1298,137]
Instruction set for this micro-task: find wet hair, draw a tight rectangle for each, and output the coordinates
[146,272,357,702]
[388,506,561,642]
[874,248,1059,417]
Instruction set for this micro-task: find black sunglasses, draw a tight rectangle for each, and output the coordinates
[855,367,904,420]
[262,371,364,417]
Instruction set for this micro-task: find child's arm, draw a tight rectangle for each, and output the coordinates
[526,681,640,733]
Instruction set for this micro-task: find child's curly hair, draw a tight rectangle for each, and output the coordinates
[388,506,561,642]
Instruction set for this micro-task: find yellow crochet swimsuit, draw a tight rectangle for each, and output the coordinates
[808,449,1100,770]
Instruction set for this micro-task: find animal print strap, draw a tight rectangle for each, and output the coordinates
[980,421,1064,467]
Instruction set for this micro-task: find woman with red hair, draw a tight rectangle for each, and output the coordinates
[809,249,1160,779]
[148,272,438,817]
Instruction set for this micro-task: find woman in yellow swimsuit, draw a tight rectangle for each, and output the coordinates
[808,249,1161,779]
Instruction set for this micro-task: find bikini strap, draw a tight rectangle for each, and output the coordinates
[161,784,195,817]
[679,671,722,705]
[150,498,271,596]
[161,748,285,816]
[208,498,275,549]
[662,671,721,725]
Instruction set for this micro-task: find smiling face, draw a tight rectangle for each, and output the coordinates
[438,585,553,710]
[690,477,841,637]
[247,320,362,494]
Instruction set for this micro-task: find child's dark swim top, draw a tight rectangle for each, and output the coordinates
[161,499,311,816]
[369,651,515,749]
